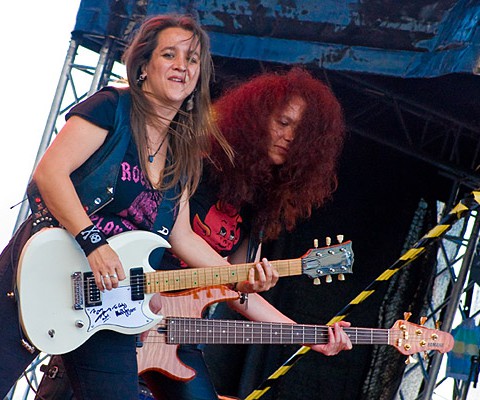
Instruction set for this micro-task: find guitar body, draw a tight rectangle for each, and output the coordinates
[17,228,170,355]
[137,286,239,381]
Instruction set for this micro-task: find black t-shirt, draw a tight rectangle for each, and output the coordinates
[161,170,249,269]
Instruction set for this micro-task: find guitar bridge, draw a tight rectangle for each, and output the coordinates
[71,271,84,310]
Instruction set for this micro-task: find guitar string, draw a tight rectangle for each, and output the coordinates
[94,246,349,292]
[140,322,433,346]
[126,247,351,288]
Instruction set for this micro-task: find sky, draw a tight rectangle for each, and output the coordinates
[0,1,81,249]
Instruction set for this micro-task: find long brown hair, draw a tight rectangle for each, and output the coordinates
[209,67,346,240]
[122,14,232,197]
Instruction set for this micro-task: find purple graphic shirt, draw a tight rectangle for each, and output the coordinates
[90,144,162,237]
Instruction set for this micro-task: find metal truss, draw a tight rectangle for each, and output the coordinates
[394,204,480,400]
[6,29,480,400]
[325,71,480,190]
[12,34,125,232]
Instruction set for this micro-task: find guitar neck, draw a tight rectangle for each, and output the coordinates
[144,259,302,294]
[163,318,390,346]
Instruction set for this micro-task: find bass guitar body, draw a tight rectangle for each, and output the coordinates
[137,286,240,381]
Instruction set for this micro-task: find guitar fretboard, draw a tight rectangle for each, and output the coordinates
[163,317,391,345]
[143,260,303,293]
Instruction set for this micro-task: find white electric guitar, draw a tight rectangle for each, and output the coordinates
[16,227,354,355]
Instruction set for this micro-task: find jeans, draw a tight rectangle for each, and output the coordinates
[37,345,231,400]
[61,330,138,400]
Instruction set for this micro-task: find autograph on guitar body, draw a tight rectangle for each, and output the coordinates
[16,228,354,354]
[137,286,454,381]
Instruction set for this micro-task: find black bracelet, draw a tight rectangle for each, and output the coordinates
[239,292,248,305]
[231,282,248,305]
[75,224,108,257]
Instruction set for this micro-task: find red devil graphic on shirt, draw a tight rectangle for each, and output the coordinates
[193,201,242,253]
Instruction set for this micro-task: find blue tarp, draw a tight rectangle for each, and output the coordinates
[73,0,480,78]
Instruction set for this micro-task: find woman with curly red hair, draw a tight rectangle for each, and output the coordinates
[141,67,349,400]
[208,67,345,242]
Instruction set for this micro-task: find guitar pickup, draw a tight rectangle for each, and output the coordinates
[130,267,145,301]
[83,271,102,307]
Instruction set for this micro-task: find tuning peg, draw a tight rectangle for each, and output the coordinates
[405,355,414,365]
[338,274,345,281]
[325,236,331,246]
[435,321,442,330]
[325,275,333,283]
[313,277,321,285]
[336,234,344,243]
[420,316,427,325]
[313,239,319,248]
[423,351,429,361]
[403,312,412,321]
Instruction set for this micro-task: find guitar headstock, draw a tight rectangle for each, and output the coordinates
[300,237,354,284]
[390,316,454,362]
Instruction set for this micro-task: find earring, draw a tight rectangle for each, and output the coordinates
[137,73,147,85]
[186,91,195,111]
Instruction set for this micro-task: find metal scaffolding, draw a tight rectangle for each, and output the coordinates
[394,205,480,400]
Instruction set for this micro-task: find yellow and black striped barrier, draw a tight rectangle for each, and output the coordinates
[245,190,480,400]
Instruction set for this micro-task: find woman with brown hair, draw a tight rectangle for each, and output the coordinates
[0,14,275,400]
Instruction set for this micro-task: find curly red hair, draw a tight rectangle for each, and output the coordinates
[208,67,346,241]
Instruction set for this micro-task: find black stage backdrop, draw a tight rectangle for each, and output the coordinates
[203,131,450,400]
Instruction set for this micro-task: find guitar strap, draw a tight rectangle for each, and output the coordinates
[246,230,262,263]
[244,190,480,400]
[147,166,180,269]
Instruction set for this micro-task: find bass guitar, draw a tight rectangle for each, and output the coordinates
[16,228,353,354]
[137,286,454,381]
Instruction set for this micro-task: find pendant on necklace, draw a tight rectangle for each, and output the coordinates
[147,133,168,164]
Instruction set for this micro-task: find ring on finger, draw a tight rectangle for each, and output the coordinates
[103,274,110,279]
[110,273,118,279]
